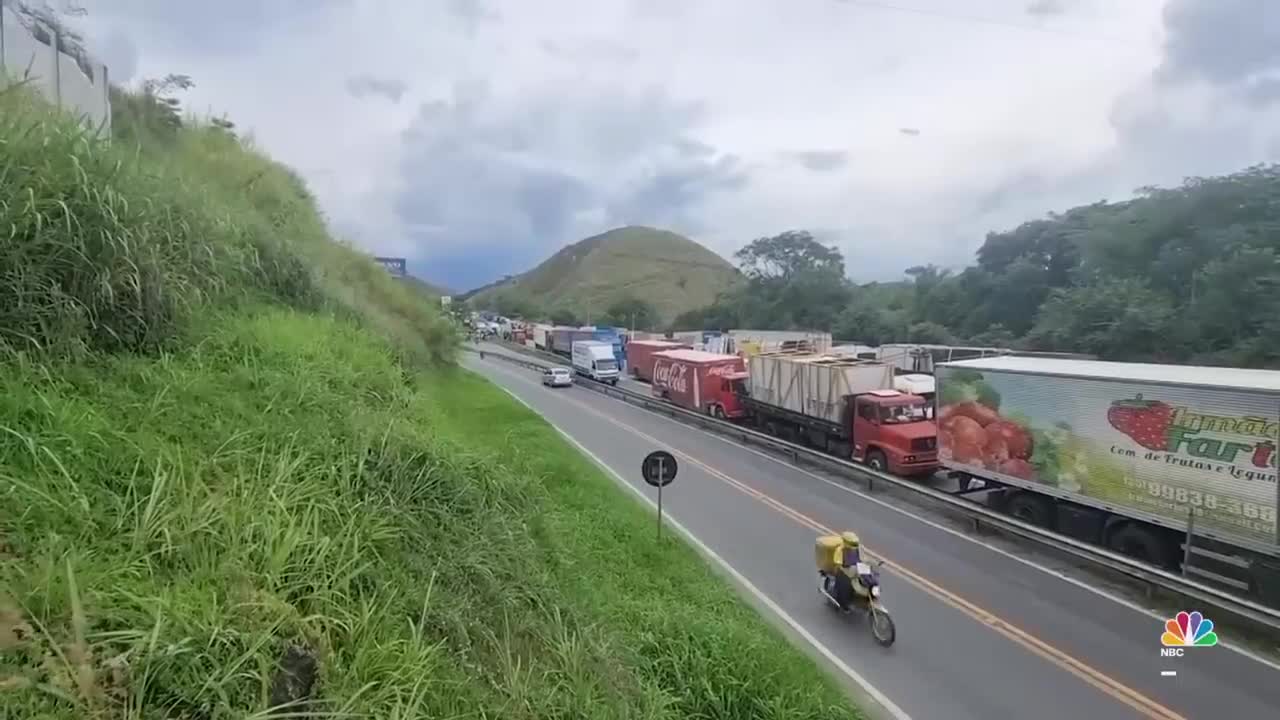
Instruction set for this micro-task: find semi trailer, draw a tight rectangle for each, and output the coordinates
[738,351,938,476]
[729,330,833,357]
[650,349,748,419]
[626,340,691,382]
[937,355,1280,598]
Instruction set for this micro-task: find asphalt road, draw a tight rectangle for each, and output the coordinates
[465,349,1280,720]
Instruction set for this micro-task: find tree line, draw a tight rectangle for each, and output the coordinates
[476,291,665,332]
[674,164,1280,368]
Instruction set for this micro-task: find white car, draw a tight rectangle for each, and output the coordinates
[542,367,573,388]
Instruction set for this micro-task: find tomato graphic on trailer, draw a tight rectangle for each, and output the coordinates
[1107,395,1175,451]
[935,360,1280,548]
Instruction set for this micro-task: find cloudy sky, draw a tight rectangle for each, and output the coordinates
[71,0,1280,291]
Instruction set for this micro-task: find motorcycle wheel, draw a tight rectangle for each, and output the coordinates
[820,576,839,610]
[868,607,896,647]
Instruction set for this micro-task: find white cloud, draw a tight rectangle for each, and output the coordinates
[70,0,1279,290]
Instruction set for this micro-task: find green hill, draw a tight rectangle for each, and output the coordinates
[466,226,742,325]
[401,274,452,298]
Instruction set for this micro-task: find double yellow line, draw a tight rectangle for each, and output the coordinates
[649,440,1182,718]
[512,363,1188,720]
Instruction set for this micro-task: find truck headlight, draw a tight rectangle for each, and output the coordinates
[871,586,881,598]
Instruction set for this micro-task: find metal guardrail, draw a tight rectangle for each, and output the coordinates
[463,343,1280,637]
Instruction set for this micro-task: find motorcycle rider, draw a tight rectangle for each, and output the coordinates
[830,531,866,610]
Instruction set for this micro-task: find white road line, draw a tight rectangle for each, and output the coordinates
[477,350,1280,673]
[476,353,1280,671]
[1161,671,1177,677]
[487,373,914,720]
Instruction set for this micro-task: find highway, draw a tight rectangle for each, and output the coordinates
[465,347,1280,720]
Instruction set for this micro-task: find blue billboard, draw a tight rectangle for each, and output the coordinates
[375,257,407,277]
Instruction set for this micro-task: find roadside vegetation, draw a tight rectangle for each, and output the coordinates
[670,165,1280,367]
[0,77,863,717]
[468,165,1280,368]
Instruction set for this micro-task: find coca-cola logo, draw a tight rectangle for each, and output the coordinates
[654,362,690,394]
[706,363,738,378]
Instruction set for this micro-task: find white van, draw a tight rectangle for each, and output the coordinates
[571,341,620,385]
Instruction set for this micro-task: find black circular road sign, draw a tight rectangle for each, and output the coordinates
[641,450,678,488]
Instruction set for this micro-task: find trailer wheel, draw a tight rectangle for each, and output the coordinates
[1007,491,1055,530]
[1107,522,1173,568]
[866,450,888,473]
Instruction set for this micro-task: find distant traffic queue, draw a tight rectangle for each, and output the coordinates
[515,322,1280,604]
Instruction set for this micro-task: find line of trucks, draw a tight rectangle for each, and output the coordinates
[565,333,1280,603]
[530,326,627,385]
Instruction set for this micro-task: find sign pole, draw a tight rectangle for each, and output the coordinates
[641,450,678,544]
[1182,507,1195,578]
[657,455,665,540]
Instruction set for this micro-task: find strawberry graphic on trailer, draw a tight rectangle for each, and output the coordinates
[1107,394,1174,451]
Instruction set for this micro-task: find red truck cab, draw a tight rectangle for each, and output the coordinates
[849,389,939,476]
[651,350,748,419]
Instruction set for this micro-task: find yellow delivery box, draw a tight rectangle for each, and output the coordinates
[814,535,843,574]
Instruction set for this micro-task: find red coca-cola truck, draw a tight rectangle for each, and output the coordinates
[626,339,692,381]
[651,349,748,419]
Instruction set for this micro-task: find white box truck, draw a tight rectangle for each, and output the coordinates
[571,341,619,385]
[937,355,1280,600]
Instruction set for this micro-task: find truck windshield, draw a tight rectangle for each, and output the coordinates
[880,403,928,424]
[596,359,617,371]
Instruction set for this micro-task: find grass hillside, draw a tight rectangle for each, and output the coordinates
[468,226,742,324]
[0,81,863,718]
[400,273,453,300]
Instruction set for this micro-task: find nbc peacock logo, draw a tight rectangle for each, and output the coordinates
[1161,610,1219,648]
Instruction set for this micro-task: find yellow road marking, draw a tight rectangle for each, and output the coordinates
[489,356,1188,720]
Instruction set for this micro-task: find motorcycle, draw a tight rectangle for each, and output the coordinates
[818,559,897,647]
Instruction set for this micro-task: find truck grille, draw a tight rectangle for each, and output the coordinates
[911,437,937,452]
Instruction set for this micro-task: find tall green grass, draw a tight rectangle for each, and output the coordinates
[428,369,866,719]
[0,83,454,365]
[0,85,864,717]
[1,309,862,718]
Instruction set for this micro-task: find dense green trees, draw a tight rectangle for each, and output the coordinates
[476,291,661,330]
[484,288,545,320]
[473,163,1280,367]
[600,296,661,330]
[676,164,1280,368]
